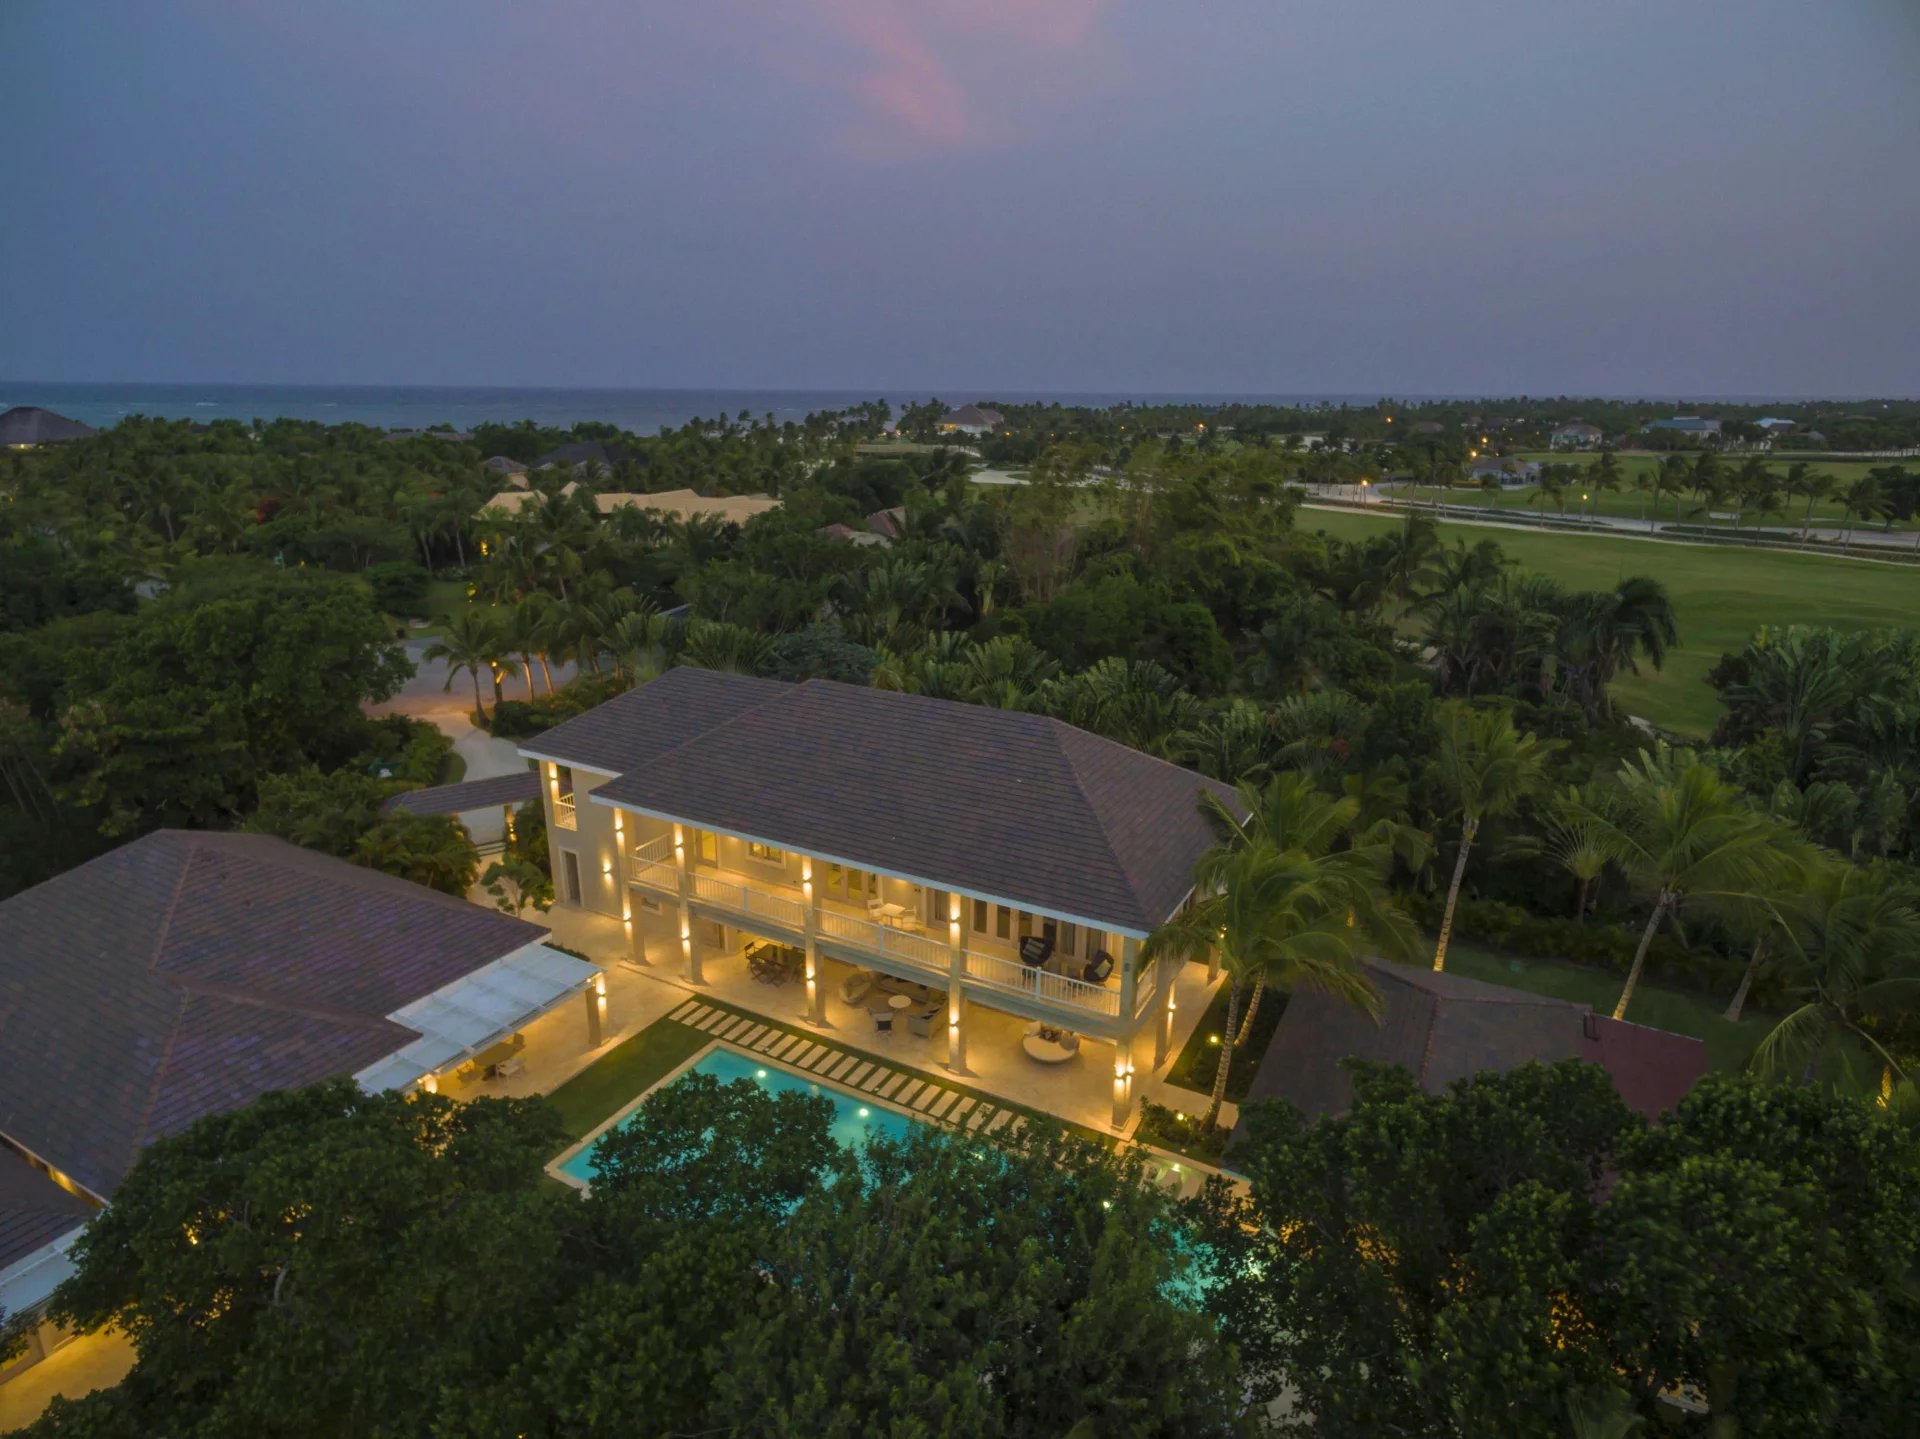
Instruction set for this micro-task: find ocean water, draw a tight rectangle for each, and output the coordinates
[0,381,1408,435]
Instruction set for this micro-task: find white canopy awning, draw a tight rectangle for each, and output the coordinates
[354,942,600,1094]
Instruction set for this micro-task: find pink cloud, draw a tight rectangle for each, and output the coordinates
[754,0,1116,160]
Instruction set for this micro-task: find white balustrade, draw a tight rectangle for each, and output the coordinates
[551,794,577,829]
[627,835,676,890]
[964,949,1121,1017]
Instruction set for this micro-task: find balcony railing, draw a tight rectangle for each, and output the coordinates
[629,834,674,888]
[622,851,1126,1021]
[552,793,577,830]
[964,949,1121,1018]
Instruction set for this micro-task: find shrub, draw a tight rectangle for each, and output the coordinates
[363,561,432,613]
[488,671,628,738]
[1136,1100,1231,1164]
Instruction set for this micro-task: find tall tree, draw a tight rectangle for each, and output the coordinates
[1430,702,1560,971]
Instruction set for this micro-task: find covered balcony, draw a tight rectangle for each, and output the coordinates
[623,832,1145,1033]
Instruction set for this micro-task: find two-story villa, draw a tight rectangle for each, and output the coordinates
[521,668,1238,1126]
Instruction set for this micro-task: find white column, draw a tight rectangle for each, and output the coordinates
[939,891,967,1070]
[673,823,700,985]
[1153,949,1177,1069]
[584,977,604,1048]
[1111,1029,1137,1130]
[803,856,827,1026]
[1114,931,1136,1026]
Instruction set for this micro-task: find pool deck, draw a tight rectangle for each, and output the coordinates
[449,904,1232,1139]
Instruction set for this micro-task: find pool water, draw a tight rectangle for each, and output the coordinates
[557,1045,925,1186]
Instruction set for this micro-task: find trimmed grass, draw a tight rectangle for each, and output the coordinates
[1303,507,1920,735]
[545,1017,712,1139]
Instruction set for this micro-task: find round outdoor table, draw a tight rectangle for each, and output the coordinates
[887,993,913,1011]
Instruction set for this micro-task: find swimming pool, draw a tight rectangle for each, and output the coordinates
[555,1044,926,1187]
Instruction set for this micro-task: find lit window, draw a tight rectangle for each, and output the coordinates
[696,830,717,864]
[748,841,784,863]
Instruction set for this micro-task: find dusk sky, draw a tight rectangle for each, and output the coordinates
[4,1,1917,396]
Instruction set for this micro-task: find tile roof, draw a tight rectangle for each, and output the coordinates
[1243,959,1706,1123]
[0,831,544,1201]
[383,771,540,815]
[553,669,1236,933]
[0,1147,92,1276]
[523,665,793,776]
[0,407,95,445]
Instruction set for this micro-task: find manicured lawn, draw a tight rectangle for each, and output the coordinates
[544,1017,712,1138]
[1302,507,1920,735]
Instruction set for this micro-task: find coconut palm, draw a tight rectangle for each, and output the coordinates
[1750,863,1920,1087]
[1431,702,1561,971]
[1572,749,1795,1021]
[423,608,506,723]
[1142,776,1419,1130]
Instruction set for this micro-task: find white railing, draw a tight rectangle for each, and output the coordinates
[552,794,577,830]
[629,835,675,890]
[691,870,748,911]
[744,887,807,930]
[964,949,1122,1018]
[818,909,949,975]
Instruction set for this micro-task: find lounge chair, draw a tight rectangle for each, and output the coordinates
[1083,949,1114,984]
[840,970,877,1006]
[872,1008,895,1034]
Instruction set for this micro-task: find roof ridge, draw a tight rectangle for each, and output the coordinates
[148,831,199,972]
[122,987,190,1190]
[615,669,796,773]
[166,976,421,1033]
[1043,718,1154,929]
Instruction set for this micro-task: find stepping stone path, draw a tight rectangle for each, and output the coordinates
[664,1001,1032,1150]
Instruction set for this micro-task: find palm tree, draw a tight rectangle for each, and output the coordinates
[1839,477,1885,545]
[1431,702,1560,971]
[1142,776,1418,1130]
[1750,863,1920,1087]
[1541,787,1611,921]
[1554,576,1678,720]
[423,609,505,723]
[1572,749,1794,1020]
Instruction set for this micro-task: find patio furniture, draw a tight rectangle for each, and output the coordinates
[873,901,909,927]
[747,941,805,986]
[840,970,878,1006]
[1021,1021,1080,1064]
[494,1055,525,1080]
[906,1006,937,1039]
[1019,934,1055,969]
[870,1005,895,1034]
[1083,949,1114,984]
[887,993,913,1012]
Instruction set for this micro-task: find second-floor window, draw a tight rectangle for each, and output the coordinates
[747,841,784,864]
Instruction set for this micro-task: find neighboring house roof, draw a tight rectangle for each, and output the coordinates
[383,772,541,816]
[594,489,781,524]
[483,455,529,474]
[1410,420,1446,434]
[0,1147,92,1281]
[1643,416,1722,433]
[1553,423,1603,436]
[476,482,580,517]
[0,407,95,445]
[1244,959,1707,1123]
[0,831,546,1202]
[817,522,888,547]
[544,668,1239,934]
[533,440,632,470]
[866,506,906,540]
[939,404,1005,429]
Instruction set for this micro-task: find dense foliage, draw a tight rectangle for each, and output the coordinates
[12,1077,1246,1439]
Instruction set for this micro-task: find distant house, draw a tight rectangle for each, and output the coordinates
[533,440,634,472]
[0,406,95,448]
[594,489,781,525]
[476,481,579,518]
[1641,416,1723,441]
[483,454,530,483]
[1550,423,1604,451]
[0,831,595,1378]
[817,521,888,548]
[1410,419,1446,435]
[936,404,1005,436]
[1467,457,1541,488]
[1241,959,1708,1127]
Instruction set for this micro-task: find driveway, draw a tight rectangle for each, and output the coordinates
[368,639,577,783]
